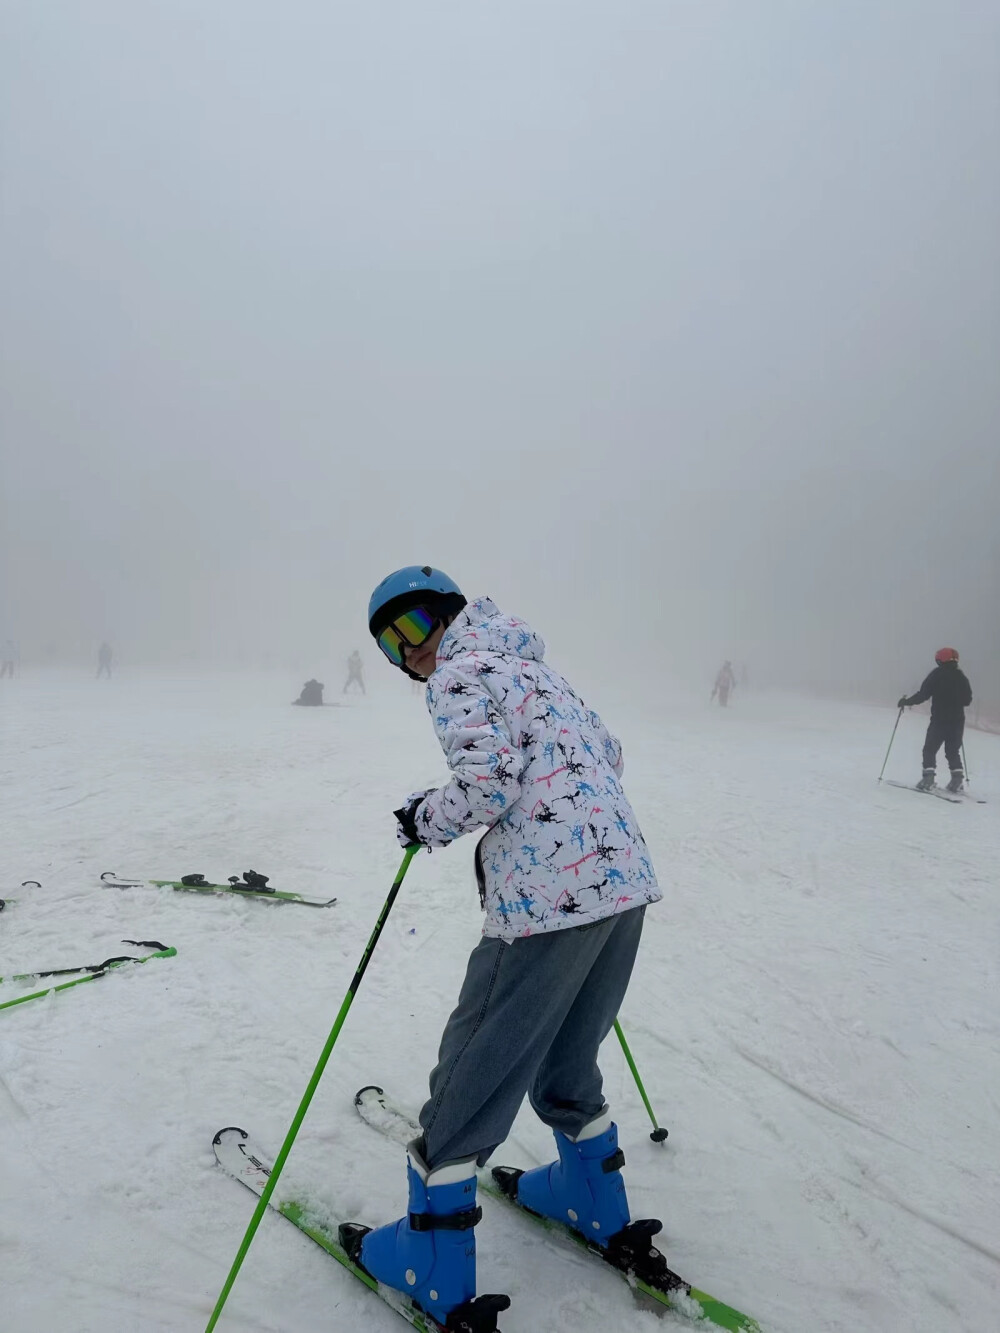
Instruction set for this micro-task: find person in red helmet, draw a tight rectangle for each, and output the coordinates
[897,648,972,792]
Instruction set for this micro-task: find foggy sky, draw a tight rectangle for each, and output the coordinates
[2,1,998,709]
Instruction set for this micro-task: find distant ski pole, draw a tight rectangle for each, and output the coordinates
[204,846,420,1333]
[962,742,970,784]
[878,706,904,783]
[613,1018,668,1142]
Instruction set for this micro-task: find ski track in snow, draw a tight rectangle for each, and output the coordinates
[2,671,999,1333]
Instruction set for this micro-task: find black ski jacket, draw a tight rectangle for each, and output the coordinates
[903,662,972,720]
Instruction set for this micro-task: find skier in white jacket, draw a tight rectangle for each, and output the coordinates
[340,566,663,1332]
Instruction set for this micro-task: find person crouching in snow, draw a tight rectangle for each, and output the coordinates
[339,565,663,1332]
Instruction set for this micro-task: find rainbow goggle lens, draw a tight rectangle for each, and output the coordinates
[376,606,438,667]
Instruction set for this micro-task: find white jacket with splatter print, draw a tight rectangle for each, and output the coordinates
[407,597,661,940]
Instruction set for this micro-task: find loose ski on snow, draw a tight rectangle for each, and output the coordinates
[0,944,176,1013]
[354,1086,763,1333]
[213,1127,510,1332]
[100,870,337,908]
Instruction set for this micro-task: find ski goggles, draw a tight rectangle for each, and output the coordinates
[376,606,438,667]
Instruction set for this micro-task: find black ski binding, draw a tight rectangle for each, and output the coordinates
[229,870,274,893]
[490,1166,524,1203]
[181,873,210,887]
[338,1221,369,1265]
[490,1167,684,1295]
[441,1294,511,1332]
[599,1218,686,1291]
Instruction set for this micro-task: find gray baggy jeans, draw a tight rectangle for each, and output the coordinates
[418,906,645,1168]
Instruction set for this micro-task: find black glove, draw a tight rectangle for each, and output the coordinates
[897,696,909,709]
[394,799,424,849]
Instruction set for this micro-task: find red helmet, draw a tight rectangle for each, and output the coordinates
[934,647,959,663]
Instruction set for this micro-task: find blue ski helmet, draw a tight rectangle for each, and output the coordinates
[367,565,466,642]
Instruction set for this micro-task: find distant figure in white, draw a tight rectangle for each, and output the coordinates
[711,660,736,707]
[96,642,113,679]
[344,650,365,695]
[1,639,18,678]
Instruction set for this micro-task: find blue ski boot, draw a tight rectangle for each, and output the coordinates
[492,1111,678,1294]
[506,1110,630,1244]
[339,1139,509,1332]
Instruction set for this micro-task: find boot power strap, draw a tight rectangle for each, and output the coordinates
[409,1205,483,1232]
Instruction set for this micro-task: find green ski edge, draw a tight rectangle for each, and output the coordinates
[354,1087,764,1333]
[212,1128,444,1332]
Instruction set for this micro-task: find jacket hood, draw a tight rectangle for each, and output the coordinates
[437,596,546,666]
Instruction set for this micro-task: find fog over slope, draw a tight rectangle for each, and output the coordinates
[2,2,997,709]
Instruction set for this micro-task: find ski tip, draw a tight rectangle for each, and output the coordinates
[21,879,41,888]
[100,870,119,881]
[213,1125,249,1146]
[354,1085,384,1106]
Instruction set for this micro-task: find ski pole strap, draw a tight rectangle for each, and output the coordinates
[47,955,138,977]
[408,1205,482,1232]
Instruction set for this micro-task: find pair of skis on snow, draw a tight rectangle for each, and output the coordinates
[883,780,986,806]
[214,1086,763,1333]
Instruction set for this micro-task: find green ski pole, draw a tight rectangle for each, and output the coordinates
[205,846,419,1333]
[614,1018,668,1142]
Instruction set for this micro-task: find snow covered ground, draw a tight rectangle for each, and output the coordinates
[2,670,998,1333]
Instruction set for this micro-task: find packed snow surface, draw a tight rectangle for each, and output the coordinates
[2,671,998,1333]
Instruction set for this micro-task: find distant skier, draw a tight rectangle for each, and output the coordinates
[293,678,325,706]
[96,642,113,679]
[897,647,972,792]
[711,660,736,706]
[343,650,365,695]
[1,639,17,678]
